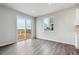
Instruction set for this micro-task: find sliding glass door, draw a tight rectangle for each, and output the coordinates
[17,16,32,41]
[26,19,32,39]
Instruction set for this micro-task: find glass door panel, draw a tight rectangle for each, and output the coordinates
[17,16,26,41]
[26,19,32,39]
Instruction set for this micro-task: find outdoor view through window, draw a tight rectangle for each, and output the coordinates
[17,16,32,41]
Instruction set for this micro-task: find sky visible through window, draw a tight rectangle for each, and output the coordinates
[17,16,31,29]
[43,18,50,27]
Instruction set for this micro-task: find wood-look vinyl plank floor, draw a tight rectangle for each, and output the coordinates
[0,39,79,55]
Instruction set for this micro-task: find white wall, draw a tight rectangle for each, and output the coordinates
[32,18,36,39]
[0,5,35,46]
[36,7,76,45]
[74,8,79,48]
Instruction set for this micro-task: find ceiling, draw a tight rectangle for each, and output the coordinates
[0,3,76,17]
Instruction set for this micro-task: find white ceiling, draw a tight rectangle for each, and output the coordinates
[1,3,76,17]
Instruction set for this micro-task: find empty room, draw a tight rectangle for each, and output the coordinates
[0,3,79,55]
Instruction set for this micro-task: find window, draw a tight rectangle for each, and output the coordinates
[16,16,32,40]
[43,17,54,31]
[17,16,26,29]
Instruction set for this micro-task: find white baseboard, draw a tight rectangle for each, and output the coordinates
[36,37,75,46]
[0,41,16,47]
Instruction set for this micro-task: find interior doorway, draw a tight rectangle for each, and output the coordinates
[16,16,32,41]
